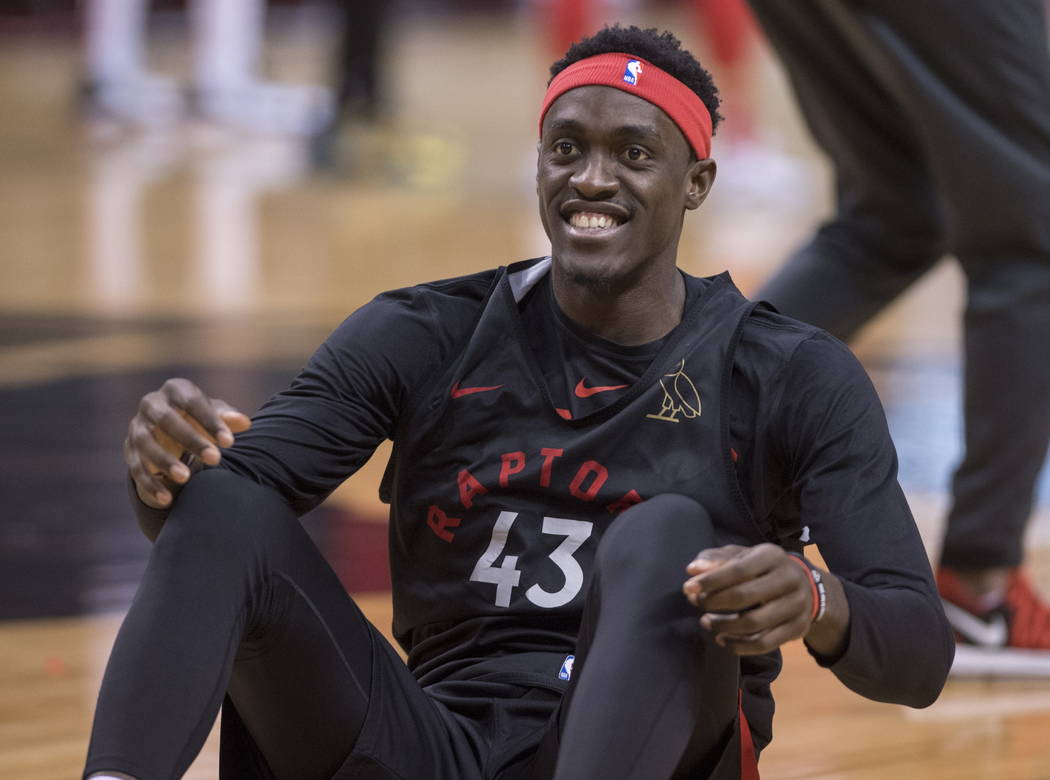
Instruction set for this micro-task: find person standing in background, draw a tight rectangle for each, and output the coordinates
[81,0,332,134]
[746,0,1050,676]
[309,0,392,172]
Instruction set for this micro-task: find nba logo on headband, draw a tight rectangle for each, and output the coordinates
[539,53,713,158]
[622,59,642,85]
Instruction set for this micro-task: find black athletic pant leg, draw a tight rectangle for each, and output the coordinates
[331,0,389,122]
[749,0,1050,569]
[536,495,742,780]
[84,469,476,780]
[947,257,1050,568]
[747,0,947,337]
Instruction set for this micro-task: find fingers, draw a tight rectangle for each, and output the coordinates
[682,543,815,655]
[124,430,176,508]
[685,544,743,576]
[695,566,797,614]
[219,406,252,435]
[683,543,783,604]
[699,591,812,655]
[683,545,745,603]
[139,394,220,465]
[704,609,810,656]
[164,380,242,457]
[159,380,249,459]
[125,378,250,507]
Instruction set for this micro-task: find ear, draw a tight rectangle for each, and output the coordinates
[684,158,716,211]
[536,142,551,240]
[535,141,542,191]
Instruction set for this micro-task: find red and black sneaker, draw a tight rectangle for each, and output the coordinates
[938,567,1050,677]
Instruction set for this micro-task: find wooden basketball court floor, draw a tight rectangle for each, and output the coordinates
[1,5,1049,778]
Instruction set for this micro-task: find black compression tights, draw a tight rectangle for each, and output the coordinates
[84,470,375,780]
[548,493,741,780]
[84,473,741,780]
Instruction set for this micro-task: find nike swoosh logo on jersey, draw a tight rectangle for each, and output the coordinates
[941,600,1009,647]
[450,381,504,399]
[575,379,629,398]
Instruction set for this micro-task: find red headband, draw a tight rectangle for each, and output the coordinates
[539,53,713,160]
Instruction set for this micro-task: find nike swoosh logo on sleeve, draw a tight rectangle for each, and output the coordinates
[450,382,505,399]
[575,379,629,398]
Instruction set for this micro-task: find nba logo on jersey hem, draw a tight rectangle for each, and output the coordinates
[558,654,575,680]
[623,60,642,85]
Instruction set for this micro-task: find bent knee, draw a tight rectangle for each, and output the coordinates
[595,494,716,581]
[157,468,295,552]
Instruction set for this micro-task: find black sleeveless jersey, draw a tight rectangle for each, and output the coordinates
[378,258,770,680]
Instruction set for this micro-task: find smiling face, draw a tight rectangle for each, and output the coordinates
[537,85,715,295]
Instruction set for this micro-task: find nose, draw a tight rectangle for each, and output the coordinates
[569,151,619,200]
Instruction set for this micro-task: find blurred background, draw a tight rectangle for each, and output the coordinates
[1,0,1048,777]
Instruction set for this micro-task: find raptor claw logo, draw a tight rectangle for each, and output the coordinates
[646,359,701,423]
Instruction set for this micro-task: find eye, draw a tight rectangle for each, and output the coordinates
[624,146,650,162]
[555,141,576,156]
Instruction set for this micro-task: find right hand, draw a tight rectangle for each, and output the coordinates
[125,378,252,509]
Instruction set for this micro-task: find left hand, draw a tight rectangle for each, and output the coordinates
[682,543,815,655]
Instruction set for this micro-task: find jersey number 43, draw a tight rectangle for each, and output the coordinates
[470,510,593,609]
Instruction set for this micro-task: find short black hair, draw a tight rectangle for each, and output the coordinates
[549,25,723,136]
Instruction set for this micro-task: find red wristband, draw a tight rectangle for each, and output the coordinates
[787,553,826,622]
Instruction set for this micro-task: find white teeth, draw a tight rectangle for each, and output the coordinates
[570,212,619,229]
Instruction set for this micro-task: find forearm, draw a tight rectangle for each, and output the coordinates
[811,577,954,708]
[765,335,953,706]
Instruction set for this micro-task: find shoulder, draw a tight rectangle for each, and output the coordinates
[679,273,857,382]
[733,304,885,447]
[325,267,501,350]
[730,305,896,493]
[370,267,500,321]
[679,272,867,389]
[737,304,864,387]
[387,266,501,304]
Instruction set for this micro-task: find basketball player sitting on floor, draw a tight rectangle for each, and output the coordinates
[84,25,953,780]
